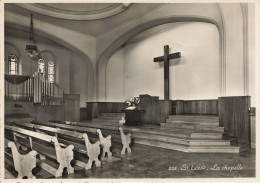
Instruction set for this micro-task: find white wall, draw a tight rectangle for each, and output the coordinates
[221,4,244,97]
[69,52,88,107]
[106,22,220,101]
[248,3,255,107]
[106,49,125,102]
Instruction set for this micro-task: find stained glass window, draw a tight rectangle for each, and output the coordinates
[48,60,54,83]
[38,59,45,77]
[9,54,18,75]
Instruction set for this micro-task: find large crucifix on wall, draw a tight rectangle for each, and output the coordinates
[154,45,181,100]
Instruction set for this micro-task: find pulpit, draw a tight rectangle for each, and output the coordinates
[122,110,145,126]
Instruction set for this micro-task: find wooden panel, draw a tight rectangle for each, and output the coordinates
[139,94,171,125]
[171,100,184,115]
[64,94,80,121]
[219,96,250,146]
[156,100,172,123]
[80,108,87,121]
[183,100,218,115]
[86,102,127,120]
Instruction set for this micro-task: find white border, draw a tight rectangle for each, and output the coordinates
[1,1,259,183]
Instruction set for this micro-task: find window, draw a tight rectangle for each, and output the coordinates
[8,54,18,75]
[48,60,54,83]
[38,59,45,77]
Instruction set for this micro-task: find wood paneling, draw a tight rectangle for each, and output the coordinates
[80,108,87,121]
[64,94,80,121]
[86,102,127,120]
[183,100,218,115]
[219,96,250,146]
[171,100,184,115]
[139,94,171,125]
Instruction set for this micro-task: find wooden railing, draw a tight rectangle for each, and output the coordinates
[5,72,63,105]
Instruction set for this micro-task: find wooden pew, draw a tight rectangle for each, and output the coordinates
[11,122,110,169]
[51,122,133,157]
[32,121,124,152]
[4,138,55,179]
[5,125,75,178]
[7,140,37,179]
[119,127,132,154]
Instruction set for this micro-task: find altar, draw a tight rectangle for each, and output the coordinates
[122,109,145,126]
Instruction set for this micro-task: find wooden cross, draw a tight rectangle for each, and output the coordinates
[154,45,181,100]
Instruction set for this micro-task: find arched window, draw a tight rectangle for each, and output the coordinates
[38,59,45,77]
[8,54,18,75]
[48,60,55,83]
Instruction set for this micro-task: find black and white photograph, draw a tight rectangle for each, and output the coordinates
[1,1,259,182]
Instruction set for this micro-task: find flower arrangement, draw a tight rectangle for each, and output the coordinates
[125,96,140,109]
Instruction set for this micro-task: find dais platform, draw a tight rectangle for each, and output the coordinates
[84,113,248,153]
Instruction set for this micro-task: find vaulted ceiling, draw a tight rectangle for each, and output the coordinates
[5,3,165,37]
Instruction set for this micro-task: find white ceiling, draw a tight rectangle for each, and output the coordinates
[5,3,165,37]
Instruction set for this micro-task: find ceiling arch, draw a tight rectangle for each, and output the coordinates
[16,3,132,20]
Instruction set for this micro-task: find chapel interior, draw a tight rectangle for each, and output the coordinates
[3,3,256,179]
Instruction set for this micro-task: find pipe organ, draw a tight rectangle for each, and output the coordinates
[5,71,63,105]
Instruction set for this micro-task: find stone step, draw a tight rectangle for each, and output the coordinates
[133,133,233,146]
[189,139,232,146]
[166,120,219,126]
[101,113,125,117]
[98,116,123,120]
[187,145,246,153]
[168,115,219,121]
[93,118,120,123]
[135,139,189,152]
[136,129,190,139]
[92,120,120,127]
[135,139,242,153]
[133,133,189,145]
[160,123,224,132]
[190,133,223,139]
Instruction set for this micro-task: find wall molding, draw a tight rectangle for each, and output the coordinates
[241,3,249,95]
[217,3,226,97]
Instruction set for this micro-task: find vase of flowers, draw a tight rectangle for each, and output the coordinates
[125,96,140,110]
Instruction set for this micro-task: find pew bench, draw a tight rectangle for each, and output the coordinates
[11,122,121,169]
[31,121,125,154]
[5,125,76,178]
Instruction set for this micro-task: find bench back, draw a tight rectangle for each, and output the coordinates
[5,125,53,142]
[12,122,84,139]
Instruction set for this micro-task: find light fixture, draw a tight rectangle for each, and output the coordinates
[25,14,39,58]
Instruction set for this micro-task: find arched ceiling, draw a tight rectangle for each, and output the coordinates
[17,3,132,20]
[5,3,164,37]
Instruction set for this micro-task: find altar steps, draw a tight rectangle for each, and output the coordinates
[92,112,124,125]
[92,119,120,127]
[160,123,224,132]
[135,139,244,153]
[89,113,247,153]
